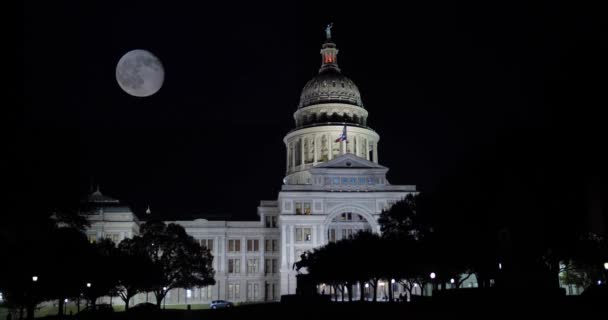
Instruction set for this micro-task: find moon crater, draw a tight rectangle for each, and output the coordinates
[116,49,164,97]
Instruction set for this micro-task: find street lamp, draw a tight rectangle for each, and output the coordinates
[86,283,91,288]
[32,276,38,282]
[604,262,608,270]
[163,287,167,309]
[450,278,455,284]
[430,272,436,279]
[498,262,502,270]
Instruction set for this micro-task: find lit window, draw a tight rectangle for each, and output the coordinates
[295,202,311,215]
[228,259,241,274]
[304,202,311,215]
[247,258,259,274]
[296,228,312,242]
[228,283,240,299]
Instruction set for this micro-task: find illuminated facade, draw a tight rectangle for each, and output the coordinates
[85,30,416,305]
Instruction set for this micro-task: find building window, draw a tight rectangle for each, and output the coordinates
[332,177,340,185]
[247,283,260,301]
[201,286,212,300]
[358,177,366,184]
[228,283,240,299]
[104,233,120,243]
[228,239,241,253]
[265,215,277,228]
[247,258,259,274]
[199,239,214,252]
[295,201,311,215]
[87,234,97,243]
[265,239,278,253]
[329,229,336,242]
[247,239,259,252]
[296,228,312,242]
[265,258,278,274]
[228,259,241,274]
[341,177,348,184]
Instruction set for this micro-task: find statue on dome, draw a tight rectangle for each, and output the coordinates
[325,23,333,40]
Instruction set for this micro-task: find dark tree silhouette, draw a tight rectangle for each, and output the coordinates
[112,238,159,310]
[134,221,215,308]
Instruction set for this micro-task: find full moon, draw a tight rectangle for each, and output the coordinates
[116,49,164,97]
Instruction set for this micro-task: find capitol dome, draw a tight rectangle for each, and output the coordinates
[298,69,363,109]
[297,38,364,110]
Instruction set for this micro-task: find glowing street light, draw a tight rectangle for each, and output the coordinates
[365,283,369,288]
[32,276,38,282]
[430,272,436,280]
[498,263,502,270]
[391,279,395,284]
[604,262,608,270]
[450,278,455,284]
[86,283,91,288]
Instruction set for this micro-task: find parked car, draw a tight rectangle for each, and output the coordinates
[210,300,234,309]
[128,302,158,312]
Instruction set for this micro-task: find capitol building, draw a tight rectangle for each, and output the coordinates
[85,30,417,305]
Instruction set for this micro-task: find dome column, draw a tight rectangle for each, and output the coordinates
[300,137,305,169]
[328,134,333,160]
[373,142,378,163]
[313,135,318,164]
[291,143,296,170]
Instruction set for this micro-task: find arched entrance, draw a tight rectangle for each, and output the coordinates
[326,212,373,242]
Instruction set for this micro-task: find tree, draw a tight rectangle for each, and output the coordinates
[135,221,215,308]
[113,238,158,310]
[378,194,432,242]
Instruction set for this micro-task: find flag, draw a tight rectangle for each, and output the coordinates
[335,125,347,143]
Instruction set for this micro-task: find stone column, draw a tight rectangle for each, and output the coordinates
[328,134,333,160]
[313,135,318,164]
[373,141,378,163]
[366,140,370,161]
[291,143,296,170]
[289,225,295,268]
[320,224,326,246]
[300,137,305,169]
[286,144,290,172]
[281,224,287,268]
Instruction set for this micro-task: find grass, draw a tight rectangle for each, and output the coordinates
[0,303,210,318]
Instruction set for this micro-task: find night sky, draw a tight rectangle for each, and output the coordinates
[18,1,607,221]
